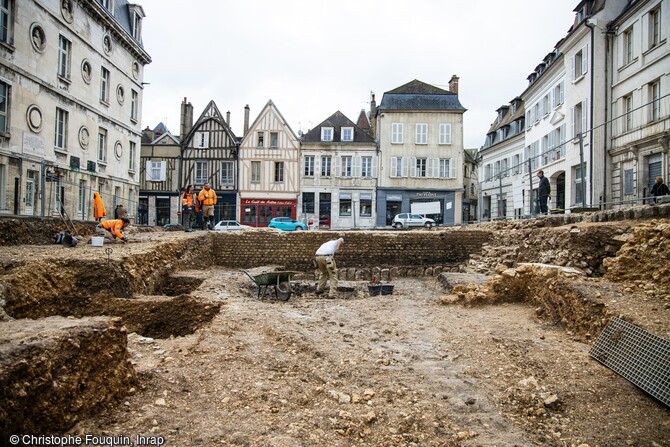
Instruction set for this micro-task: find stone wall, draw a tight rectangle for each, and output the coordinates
[211,230,492,271]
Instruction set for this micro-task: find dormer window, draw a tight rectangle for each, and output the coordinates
[321,127,333,142]
[128,5,146,41]
[341,127,353,142]
[102,0,113,11]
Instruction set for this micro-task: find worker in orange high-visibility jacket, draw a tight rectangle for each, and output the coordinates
[181,184,198,232]
[96,217,130,242]
[93,191,106,221]
[198,182,217,230]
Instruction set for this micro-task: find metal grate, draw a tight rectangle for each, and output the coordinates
[589,317,670,407]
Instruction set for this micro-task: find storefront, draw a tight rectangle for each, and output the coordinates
[240,198,297,227]
[376,189,457,227]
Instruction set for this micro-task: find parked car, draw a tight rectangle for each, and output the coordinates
[213,220,252,231]
[392,213,436,229]
[268,217,308,231]
[319,215,331,228]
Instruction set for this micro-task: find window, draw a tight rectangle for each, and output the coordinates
[415,158,427,177]
[341,127,353,142]
[257,132,264,147]
[391,157,406,177]
[304,156,315,176]
[543,95,550,116]
[553,81,564,108]
[624,168,634,195]
[1,0,13,45]
[494,160,500,177]
[391,123,403,144]
[194,131,209,149]
[0,80,8,133]
[573,46,588,80]
[58,35,71,80]
[574,163,587,206]
[129,141,136,171]
[339,194,352,216]
[649,7,661,49]
[55,108,68,150]
[130,90,138,121]
[195,161,208,184]
[439,123,452,144]
[439,159,455,178]
[302,192,315,213]
[340,156,352,177]
[415,123,427,144]
[270,132,278,148]
[251,161,260,183]
[360,195,372,217]
[624,27,634,65]
[274,161,284,182]
[650,80,661,121]
[97,128,107,162]
[624,94,634,131]
[571,100,587,139]
[221,161,234,185]
[321,156,331,177]
[146,161,166,181]
[361,156,372,177]
[132,10,143,41]
[321,127,333,142]
[485,163,492,180]
[534,103,540,123]
[102,0,112,9]
[100,67,110,103]
[513,154,521,175]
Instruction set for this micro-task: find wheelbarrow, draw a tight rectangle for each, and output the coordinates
[242,270,301,301]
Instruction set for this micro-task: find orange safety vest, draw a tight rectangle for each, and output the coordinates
[101,219,125,239]
[198,188,217,206]
[181,191,198,210]
[93,192,106,219]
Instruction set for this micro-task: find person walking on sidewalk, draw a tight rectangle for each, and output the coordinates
[314,237,344,299]
[198,182,217,230]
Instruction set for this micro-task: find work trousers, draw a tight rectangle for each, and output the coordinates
[315,254,338,297]
[182,207,193,231]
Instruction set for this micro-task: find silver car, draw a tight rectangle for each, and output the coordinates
[392,213,436,229]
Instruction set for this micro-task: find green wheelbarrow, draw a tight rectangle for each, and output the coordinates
[242,270,301,301]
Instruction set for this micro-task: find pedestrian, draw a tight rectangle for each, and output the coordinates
[198,182,217,230]
[114,204,128,220]
[537,170,551,215]
[96,217,130,243]
[314,237,344,299]
[650,176,670,204]
[181,184,198,232]
[93,191,106,222]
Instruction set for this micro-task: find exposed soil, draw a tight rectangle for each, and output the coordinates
[1,218,669,446]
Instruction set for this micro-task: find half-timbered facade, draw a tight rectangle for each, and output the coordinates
[139,123,180,226]
[299,111,378,230]
[238,100,300,226]
[180,99,238,222]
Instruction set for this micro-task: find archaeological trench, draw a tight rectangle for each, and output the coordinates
[0,205,669,445]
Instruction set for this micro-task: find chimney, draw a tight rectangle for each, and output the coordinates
[226,111,231,126]
[369,92,377,139]
[449,75,459,94]
[244,104,250,136]
[180,97,193,139]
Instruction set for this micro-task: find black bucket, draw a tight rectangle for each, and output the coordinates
[368,285,382,296]
[62,234,78,248]
[381,285,394,295]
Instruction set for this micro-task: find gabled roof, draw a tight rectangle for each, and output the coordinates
[301,111,376,143]
[152,131,180,146]
[183,100,237,147]
[241,99,299,145]
[356,109,371,131]
[379,79,466,112]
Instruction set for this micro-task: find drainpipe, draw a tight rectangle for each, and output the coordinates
[586,20,596,207]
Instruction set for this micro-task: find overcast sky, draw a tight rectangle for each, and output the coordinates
[138,0,577,149]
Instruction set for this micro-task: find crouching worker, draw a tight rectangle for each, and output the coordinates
[315,237,344,299]
[96,217,130,242]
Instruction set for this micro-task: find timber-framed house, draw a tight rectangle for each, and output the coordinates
[180,99,239,221]
[139,123,181,226]
[238,100,300,226]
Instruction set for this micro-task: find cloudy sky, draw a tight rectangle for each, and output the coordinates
[138,0,576,149]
